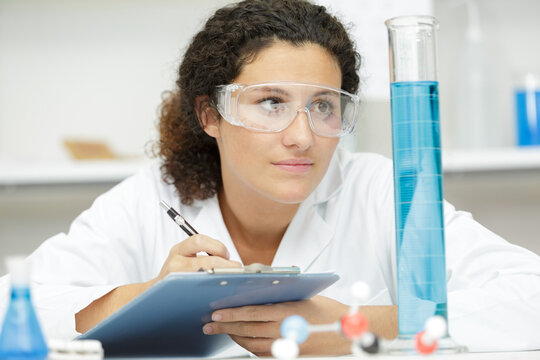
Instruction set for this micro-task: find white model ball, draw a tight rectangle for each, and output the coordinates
[351,341,363,356]
[425,316,447,340]
[271,338,299,360]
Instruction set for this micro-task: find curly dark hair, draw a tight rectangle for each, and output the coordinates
[156,0,361,205]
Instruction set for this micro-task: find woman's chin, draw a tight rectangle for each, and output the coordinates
[266,188,312,205]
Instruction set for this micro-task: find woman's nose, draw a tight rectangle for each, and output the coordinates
[281,108,314,150]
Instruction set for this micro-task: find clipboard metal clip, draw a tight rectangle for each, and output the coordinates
[207,263,301,274]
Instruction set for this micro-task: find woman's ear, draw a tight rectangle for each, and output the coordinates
[195,95,220,139]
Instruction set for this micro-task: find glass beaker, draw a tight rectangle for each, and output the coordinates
[515,73,540,146]
[385,15,465,354]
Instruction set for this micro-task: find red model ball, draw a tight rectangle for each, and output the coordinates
[415,331,438,354]
[340,312,368,339]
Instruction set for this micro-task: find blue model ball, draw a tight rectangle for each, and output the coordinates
[280,315,309,344]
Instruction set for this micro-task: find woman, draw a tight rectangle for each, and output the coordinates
[1,0,539,356]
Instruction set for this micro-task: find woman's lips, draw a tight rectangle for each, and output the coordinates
[272,159,314,173]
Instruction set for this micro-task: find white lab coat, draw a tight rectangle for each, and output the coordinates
[0,147,539,352]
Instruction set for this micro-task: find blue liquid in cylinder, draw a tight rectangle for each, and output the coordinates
[390,81,448,336]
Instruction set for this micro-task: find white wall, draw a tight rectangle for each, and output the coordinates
[436,0,540,149]
[322,0,540,149]
[0,0,229,161]
[316,0,433,100]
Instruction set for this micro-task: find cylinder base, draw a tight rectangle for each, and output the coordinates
[385,335,468,356]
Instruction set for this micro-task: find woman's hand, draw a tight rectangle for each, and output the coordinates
[203,296,399,356]
[155,234,242,282]
[202,296,352,356]
[77,234,241,334]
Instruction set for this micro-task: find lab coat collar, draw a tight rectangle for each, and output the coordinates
[270,200,335,272]
[190,197,243,264]
[309,146,344,205]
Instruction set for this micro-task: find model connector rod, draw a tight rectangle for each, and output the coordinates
[160,200,199,237]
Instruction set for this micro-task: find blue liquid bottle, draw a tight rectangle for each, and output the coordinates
[515,74,540,146]
[0,256,48,360]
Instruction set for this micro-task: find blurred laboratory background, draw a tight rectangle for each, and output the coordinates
[1,0,539,275]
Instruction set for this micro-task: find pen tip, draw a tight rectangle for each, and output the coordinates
[160,200,170,211]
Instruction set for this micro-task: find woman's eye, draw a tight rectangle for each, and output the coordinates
[313,100,333,114]
[259,98,285,113]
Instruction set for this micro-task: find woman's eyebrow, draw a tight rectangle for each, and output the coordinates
[313,90,335,97]
[250,86,291,96]
[250,88,338,99]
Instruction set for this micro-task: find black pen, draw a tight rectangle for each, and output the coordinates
[160,200,199,237]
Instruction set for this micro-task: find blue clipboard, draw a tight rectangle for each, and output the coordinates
[77,266,339,357]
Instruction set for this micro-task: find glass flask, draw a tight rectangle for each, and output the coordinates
[0,256,48,360]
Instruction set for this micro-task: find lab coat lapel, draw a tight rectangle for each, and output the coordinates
[272,200,335,272]
[190,197,242,263]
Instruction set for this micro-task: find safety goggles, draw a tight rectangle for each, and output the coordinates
[215,81,360,137]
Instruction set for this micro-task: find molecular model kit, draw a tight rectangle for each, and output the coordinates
[271,282,448,359]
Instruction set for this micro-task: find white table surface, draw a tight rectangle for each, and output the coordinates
[109,352,540,360]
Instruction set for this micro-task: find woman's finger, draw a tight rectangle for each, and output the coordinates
[156,237,241,279]
[204,321,281,338]
[193,255,243,272]
[212,302,295,322]
[229,335,274,356]
[171,234,231,258]
[164,255,241,273]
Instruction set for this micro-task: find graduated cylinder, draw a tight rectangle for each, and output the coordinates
[385,16,448,337]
